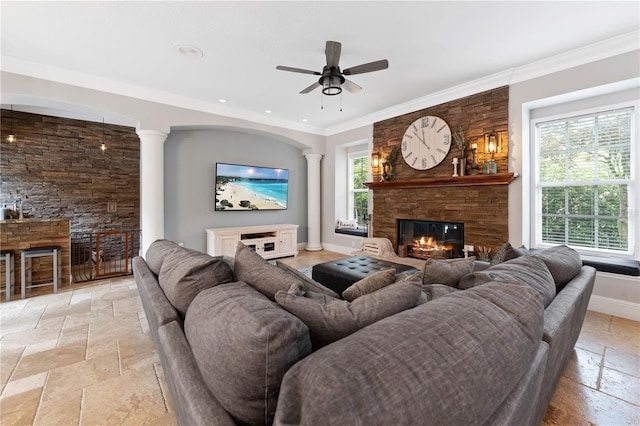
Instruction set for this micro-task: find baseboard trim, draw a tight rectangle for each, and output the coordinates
[588,295,640,322]
[319,242,355,255]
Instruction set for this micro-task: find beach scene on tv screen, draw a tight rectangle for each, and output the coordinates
[215,163,288,211]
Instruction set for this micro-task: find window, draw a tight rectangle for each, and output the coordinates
[532,104,636,258]
[348,152,369,225]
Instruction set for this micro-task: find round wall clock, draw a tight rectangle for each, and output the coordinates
[401,116,452,170]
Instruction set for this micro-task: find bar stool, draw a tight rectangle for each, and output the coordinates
[1,250,15,302]
[21,246,61,299]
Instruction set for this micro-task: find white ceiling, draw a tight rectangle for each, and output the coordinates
[1,1,639,134]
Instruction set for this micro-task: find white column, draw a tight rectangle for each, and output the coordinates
[305,153,323,251]
[137,129,168,257]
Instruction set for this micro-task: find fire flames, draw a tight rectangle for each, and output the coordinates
[410,236,455,259]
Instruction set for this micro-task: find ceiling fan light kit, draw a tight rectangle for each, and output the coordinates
[277,40,388,100]
[321,74,344,96]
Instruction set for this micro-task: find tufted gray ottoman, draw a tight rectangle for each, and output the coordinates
[311,255,418,296]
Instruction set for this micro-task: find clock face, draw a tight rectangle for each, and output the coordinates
[401,116,452,170]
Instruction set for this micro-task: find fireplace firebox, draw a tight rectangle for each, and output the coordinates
[397,219,464,260]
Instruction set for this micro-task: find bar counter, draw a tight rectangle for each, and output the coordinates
[0,218,71,297]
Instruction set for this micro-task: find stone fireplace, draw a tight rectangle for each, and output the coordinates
[367,86,513,255]
[397,219,464,260]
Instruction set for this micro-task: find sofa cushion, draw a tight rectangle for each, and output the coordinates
[458,256,556,307]
[275,260,340,298]
[275,274,422,348]
[145,239,181,275]
[185,282,312,426]
[490,242,528,266]
[342,268,397,301]
[274,281,544,425]
[422,256,475,288]
[158,245,234,316]
[532,245,583,290]
[234,242,306,300]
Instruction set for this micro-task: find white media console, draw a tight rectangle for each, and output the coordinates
[206,224,299,259]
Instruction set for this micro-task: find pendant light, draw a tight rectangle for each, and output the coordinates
[100,118,107,152]
[6,105,16,143]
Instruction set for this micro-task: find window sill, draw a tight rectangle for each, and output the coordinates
[335,228,368,237]
[581,256,640,277]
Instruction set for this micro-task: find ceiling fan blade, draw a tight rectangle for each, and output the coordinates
[343,79,362,94]
[276,65,321,75]
[325,41,342,68]
[343,59,389,75]
[300,81,321,94]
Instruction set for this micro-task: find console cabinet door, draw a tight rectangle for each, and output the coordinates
[279,229,296,255]
[218,235,240,257]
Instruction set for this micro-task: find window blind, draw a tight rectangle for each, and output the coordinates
[535,107,634,255]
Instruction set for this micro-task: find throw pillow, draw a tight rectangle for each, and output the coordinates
[145,239,182,275]
[490,242,528,266]
[158,245,233,317]
[458,255,556,307]
[342,268,397,301]
[157,245,234,316]
[234,242,305,301]
[185,282,312,426]
[422,256,475,288]
[532,245,583,290]
[275,260,340,298]
[275,277,422,348]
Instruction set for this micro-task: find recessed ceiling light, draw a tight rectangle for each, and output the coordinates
[265,110,272,114]
[219,99,227,103]
[173,43,203,58]
[302,118,308,122]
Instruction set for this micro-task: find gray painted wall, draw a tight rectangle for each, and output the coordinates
[509,50,640,311]
[164,128,308,252]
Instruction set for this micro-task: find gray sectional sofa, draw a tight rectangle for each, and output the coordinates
[133,239,595,426]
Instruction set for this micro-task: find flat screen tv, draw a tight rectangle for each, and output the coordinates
[215,163,289,211]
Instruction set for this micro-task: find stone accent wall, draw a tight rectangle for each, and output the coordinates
[371,86,511,254]
[0,109,140,233]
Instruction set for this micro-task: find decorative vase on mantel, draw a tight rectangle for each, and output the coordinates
[459,158,467,176]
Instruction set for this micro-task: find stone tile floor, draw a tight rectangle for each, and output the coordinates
[0,250,638,425]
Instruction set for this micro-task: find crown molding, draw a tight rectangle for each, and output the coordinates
[0,57,328,136]
[509,30,640,85]
[2,30,638,138]
[326,30,640,136]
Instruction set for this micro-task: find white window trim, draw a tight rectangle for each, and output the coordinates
[348,150,368,222]
[530,100,639,259]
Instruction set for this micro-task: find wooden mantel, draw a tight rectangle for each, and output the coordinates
[364,172,518,190]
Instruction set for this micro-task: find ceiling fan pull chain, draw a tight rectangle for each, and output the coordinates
[340,91,343,112]
[321,91,324,110]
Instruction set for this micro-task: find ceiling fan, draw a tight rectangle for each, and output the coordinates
[276,41,389,96]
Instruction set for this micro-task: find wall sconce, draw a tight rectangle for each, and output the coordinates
[483,133,498,174]
[371,152,380,170]
[484,132,502,155]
